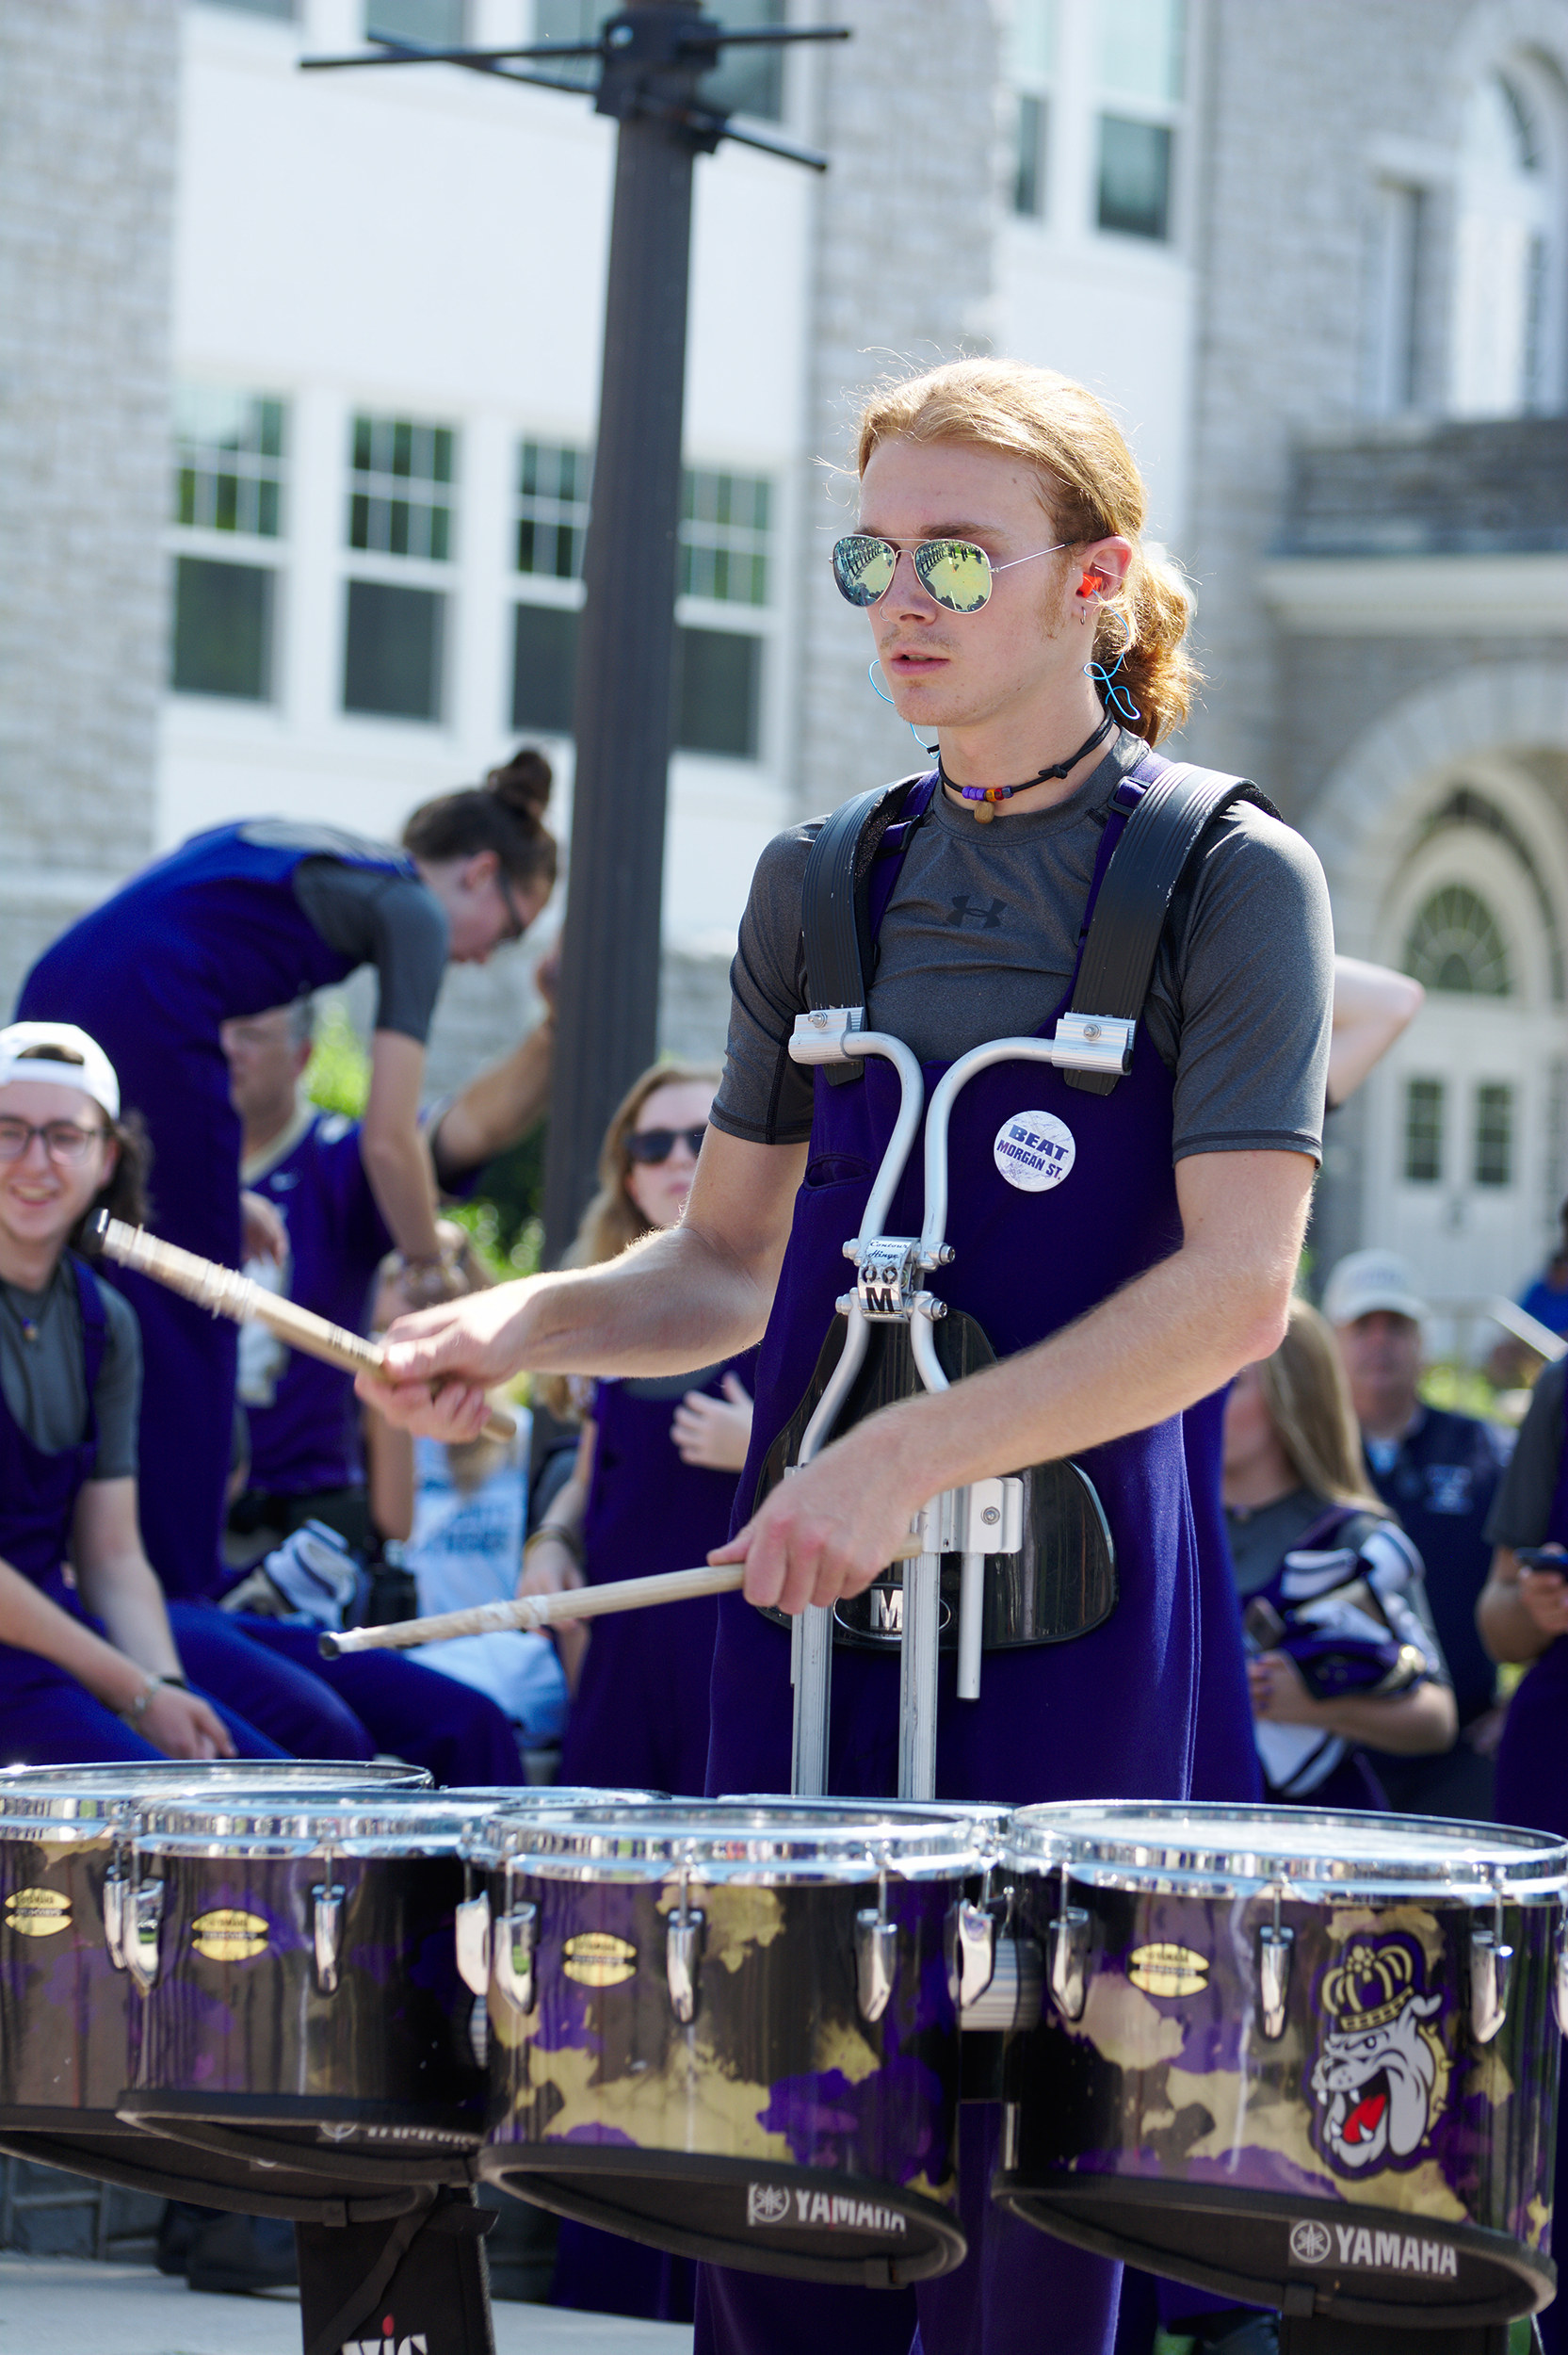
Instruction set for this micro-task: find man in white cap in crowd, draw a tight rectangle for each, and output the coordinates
[1325,1246,1512,1816]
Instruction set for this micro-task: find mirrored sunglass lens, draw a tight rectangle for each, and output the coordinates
[915,540,993,612]
[832,537,897,606]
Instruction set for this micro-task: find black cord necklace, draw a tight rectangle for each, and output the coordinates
[940,709,1116,824]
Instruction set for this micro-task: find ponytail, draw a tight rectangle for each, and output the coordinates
[402,746,558,890]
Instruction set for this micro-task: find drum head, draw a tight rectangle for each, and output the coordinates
[0,1760,430,1822]
[1002,1801,1568,1900]
[484,2148,966,2287]
[488,1800,985,1882]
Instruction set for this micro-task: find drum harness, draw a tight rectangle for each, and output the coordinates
[784,756,1263,1804]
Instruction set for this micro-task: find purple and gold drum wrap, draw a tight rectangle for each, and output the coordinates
[0,1762,428,2136]
[476,1802,983,2283]
[995,1802,1567,2328]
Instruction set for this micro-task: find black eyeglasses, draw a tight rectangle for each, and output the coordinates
[497,873,527,944]
[0,1117,106,1165]
[625,1124,707,1166]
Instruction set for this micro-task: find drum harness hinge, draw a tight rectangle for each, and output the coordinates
[312,1852,346,1996]
[667,1853,704,2026]
[1469,1875,1514,2045]
[855,1847,897,2023]
[1258,1881,1294,2041]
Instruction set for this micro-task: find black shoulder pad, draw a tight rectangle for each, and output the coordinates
[1064,763,1273,1096]
[801,772,928,1084]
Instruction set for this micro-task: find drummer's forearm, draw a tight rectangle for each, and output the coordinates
[0,1550,165,1712]
[1313,1682,1457,1755]
[1477,1549,1556,1664]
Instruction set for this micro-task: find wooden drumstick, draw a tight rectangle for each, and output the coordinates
[93,1212,516,1445]
[316,1533,927,1658]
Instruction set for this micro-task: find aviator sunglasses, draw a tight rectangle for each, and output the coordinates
[625,1123,707,1166]
[832,533,1068,615]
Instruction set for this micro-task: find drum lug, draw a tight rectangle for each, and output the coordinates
[125,1877,165,1993]
[1555,1920,1568,2040]
[856,1908,897,2022]
[493,1903,538,2015]
[1470,1908,1513,2045]
[666,1910,704,2025]
[1047,1862,1090,2023]
[955,1901,996,2011]
[312,1882,346,1996]
[455,1892,493,1999]
[103,1871,128,1973]
[1258,1925,1294,2040]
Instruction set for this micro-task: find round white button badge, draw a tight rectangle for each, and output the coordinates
[993,1111,1076,1193]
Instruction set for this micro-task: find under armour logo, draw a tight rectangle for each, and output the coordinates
[948,895,1006,930]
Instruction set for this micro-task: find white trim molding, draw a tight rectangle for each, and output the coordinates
[1259,552,1568,636]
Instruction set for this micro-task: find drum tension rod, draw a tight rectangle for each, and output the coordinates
[1469,1876,1513,2046]
[1258,1882,1293,2041]
[856,1847,897,2023]
[1047,1860,1090,2023]
[312,1850,346,1997]
[667,1851,704,2026]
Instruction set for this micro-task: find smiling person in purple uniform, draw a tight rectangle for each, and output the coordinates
[359,360,1333,2355]
[14,754,556,1616]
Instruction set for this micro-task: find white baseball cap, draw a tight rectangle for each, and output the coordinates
[1322,1247,1428,1328]
[0,1023,121,1121]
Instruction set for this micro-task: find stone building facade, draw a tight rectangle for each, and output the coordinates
[0,0,180,1012]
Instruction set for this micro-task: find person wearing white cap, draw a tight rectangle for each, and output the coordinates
[1324,1246,1511,1820]
[0,1022,286,1762]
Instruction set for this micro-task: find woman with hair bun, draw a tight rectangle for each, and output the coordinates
[16,750,556,1609]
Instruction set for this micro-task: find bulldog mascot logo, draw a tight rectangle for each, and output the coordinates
[1309,1938,1445,2173]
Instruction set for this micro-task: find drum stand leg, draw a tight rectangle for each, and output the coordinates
[1279,2316,1518,2353]
[295,2187,495,2355]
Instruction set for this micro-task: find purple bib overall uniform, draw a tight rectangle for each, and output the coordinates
[0,1258,282,1765]
[16,823,411,1603]
[699,769,1221,2355]
[552,1356,753,2328]
[1493,1439,1568,2355]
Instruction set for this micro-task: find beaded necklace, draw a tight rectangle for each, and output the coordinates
[941,710,1116,823]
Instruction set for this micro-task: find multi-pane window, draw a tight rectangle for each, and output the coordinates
[512,605,579,737]
[344,582,445,722]
[1404,885,1513,996]
[170,386,286,702]
[1366,182,1425,415]
[1096,0,1184,242]
[1403,1079,1445,1184]
[348,414,456,562]
[206,0,296,17]
[1007,1,1053,219]
[517,442,591,580]
[530,0,785,120]
[679,471,769,607]
[1473,1083,1514,1188]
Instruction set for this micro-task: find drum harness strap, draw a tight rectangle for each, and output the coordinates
[785,752,1267,1799]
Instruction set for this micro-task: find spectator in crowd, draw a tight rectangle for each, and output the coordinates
[0,1023,293,1764]
[15,752,557,1610]
[1324,1247,1511,1818]
[225,959,555,1555]
[364,1231,567,1752]
[1517,1196,1568,1341]
[1476,1350,1568,2355]
[523,1063,753,2331]
[1223,1298,1454,1809]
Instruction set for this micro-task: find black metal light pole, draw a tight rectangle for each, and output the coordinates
[302,8,848,1262]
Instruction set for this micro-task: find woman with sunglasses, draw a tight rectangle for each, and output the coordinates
[15,753,556,1614]
[525,1062,752,1806]
[366,360,1334,2355]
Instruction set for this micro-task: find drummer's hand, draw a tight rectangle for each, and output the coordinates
[357,1281,535,1438]
[1248,1650,1323,1726]
[240,1190,287,1266]
[1516,1548,1568,1639]
[671,1375,752,1471]
[710,1422,919,1615]
[144,1686,236,1761]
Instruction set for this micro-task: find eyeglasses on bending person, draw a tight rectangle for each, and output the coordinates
[831,533,1068,614]
[625,1124,708,1166]
[0,1116,107,1165]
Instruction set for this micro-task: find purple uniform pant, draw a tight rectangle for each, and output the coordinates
[0,1637,283,1767]
[233,1615,525,1788]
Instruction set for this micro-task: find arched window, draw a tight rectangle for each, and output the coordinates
[1450,60,1565,415]
[1404,884,1514,995]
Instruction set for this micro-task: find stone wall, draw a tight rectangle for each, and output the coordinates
[1283,416,1568,556]
[0,0,179,1013]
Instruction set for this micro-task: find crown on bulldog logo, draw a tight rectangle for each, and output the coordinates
[1322,1939,1417,2033]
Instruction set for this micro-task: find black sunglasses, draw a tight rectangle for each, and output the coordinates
[625,1124,707,1166]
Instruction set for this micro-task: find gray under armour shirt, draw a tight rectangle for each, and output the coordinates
[709,733,1334,1160]
[0,1260,141,1477]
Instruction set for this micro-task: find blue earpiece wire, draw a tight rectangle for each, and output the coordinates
[868,660,939,755]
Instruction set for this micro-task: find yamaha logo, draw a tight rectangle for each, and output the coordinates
[747,2183,792,2226]
[1289,2219,1333,2265]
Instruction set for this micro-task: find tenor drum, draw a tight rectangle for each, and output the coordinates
[0,1761,431,2212]
[476,1801,985,2284]
[995,1802,1568,2329]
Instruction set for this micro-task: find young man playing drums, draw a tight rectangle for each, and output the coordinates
[364,360,1333,2355]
